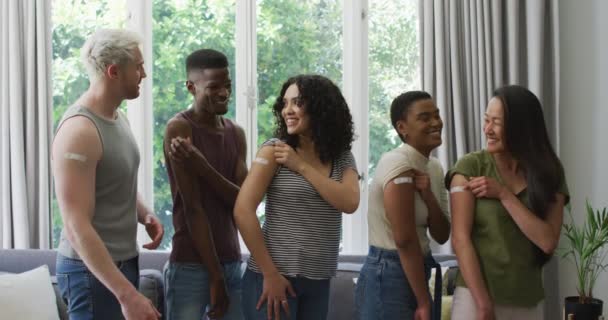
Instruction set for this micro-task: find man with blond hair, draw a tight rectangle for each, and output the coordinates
[53,29,163,320]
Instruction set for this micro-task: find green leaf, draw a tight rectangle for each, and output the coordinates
[561,200,608,301]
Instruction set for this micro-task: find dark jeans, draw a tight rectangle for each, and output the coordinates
[241,268,331,320]
[56,254,139,320]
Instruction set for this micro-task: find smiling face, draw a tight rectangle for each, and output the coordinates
[116,47,146,100]
[484,97,507,153]
[397,98,443,154]
[187,67,231,115]
[281,84,311,136]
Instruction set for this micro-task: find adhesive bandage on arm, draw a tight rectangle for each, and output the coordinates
[253,157,269,165]
[64,152,87,163]
[393,177,413,185]
[450,186,467,193]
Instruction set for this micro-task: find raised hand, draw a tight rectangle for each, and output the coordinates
[467,176,507,199]
[273,141,305,173]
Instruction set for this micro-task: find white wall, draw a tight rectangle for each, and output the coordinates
[559,0,608,315]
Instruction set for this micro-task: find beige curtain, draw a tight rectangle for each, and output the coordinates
[0,0,53,249]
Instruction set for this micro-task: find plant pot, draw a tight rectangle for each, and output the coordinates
[564,296,603,320]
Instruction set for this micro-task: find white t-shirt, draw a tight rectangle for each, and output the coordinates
[367,143,448,254]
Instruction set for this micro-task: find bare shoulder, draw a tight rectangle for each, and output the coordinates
[248,144,278,172]
[165,115,191,138]
[53,116,101,161]
[449,174,469,187]
[166,114,190,130]
[256,144,275,159]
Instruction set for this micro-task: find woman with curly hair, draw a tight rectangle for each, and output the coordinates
[234,74,360,320]
[355,91,450,320]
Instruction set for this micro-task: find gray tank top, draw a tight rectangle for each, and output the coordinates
[57,105,140,261]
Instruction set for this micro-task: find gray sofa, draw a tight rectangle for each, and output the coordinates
[0,249,168,320]
[0,249,457,320]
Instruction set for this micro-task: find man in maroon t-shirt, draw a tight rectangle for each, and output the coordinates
[163,49,247,320]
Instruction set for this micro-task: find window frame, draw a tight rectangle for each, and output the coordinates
[342,0,370,255]
[102,0,375,255]
[125,0,155,246]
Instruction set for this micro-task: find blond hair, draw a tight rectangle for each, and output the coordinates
[81,29,142,81]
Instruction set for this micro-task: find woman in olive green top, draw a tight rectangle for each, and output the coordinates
[446,85,569,320]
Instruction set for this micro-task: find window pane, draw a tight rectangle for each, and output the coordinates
[152,0,236,249]
[51,0,127,248]
[256,0,343,147]
[368,0,419,178]
[256,0,343,222]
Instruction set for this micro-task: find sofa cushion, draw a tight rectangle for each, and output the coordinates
[140,269,165,317]
[0,265,60,320]
[0,271,69,320]
[327,262,363,320]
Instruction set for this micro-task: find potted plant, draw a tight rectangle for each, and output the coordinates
[561,200,608,320]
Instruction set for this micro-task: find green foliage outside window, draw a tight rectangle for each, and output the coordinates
[51,0,418,250]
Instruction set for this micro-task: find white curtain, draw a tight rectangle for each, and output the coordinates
[419,1,561,318]
[0,0,52,249]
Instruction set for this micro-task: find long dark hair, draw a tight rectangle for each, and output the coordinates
[494,85,564,218]
[272,74,354,163]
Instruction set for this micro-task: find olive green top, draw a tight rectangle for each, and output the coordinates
[446,150,569,307]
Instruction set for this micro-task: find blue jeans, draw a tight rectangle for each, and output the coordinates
[164,261,244,320]
[355,246,438,320]
[56,254,139,320]
[241,268,330,320]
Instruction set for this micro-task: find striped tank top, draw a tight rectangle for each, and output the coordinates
[248,138,357,279]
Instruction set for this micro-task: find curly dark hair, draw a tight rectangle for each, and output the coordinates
[272,74,355,164]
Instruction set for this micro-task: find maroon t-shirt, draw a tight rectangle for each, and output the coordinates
[165,111,241,263]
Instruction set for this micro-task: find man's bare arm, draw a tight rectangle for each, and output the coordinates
[169,123,247,208]
[164,117,229,316]
[53,116,159,318]
[164,118,223,278]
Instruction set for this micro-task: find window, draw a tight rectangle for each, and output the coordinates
[50,0,420,254]
[51,0,127,248]
[152,0,236,249]
[254,0,343,222]
[368,0,419,177]
[256,0,342,146]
